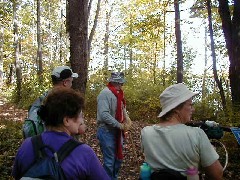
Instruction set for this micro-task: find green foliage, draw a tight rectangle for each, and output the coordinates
[10,71,51,109]
[0,119,23,179]
[85,65,235,125]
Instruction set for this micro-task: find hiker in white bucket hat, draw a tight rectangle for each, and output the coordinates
[158,83,198,119]
[141,83,223,179]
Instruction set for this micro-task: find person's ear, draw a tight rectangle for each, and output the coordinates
[175,109,180,113]
[62,79,67,87]
[63,117,70,126]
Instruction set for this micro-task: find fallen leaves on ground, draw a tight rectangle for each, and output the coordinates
[0,99,240,179]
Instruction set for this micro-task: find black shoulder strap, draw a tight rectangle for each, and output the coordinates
[32,135,83,163]
[57,139,83,163]
[31,135,46,159]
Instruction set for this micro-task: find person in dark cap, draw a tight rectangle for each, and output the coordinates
[141,83,223,180]
[97,72,132,180]
[51,66,78,88]
[24,66,86,138]
[29,66,79,119]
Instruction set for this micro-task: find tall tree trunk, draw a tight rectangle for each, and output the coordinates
[206,0,226,111]
[162,0,169,87]
[201,24,208,114]
[59,3,63,63]
[88,0,101,80]
[13,1,22,102]
[0,27,3,87]
[103,2,112,77]
[153,35,160,84]
[174,0,183,83]
[103,13,109,71]
[88,0,101,53]
[68,0,88,95]
[7,64,14,85]
[218,0,240,110]
[202,24,208,101]
[37,0,43,80]
[128,13,133,76]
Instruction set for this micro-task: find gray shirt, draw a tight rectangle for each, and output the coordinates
[97,87,127,129]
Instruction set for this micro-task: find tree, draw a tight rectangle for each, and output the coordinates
[13,0,22,102]
[206,0,226,111]
[103,0,112,76]
[174,0,183,83]
[36,0,43,80]
[118,0,165,82]
[218,0,240,111]
[0,27,3,87]
[67,0,88,95]
[88,0,101,53]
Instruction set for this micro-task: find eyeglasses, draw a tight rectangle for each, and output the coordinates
[117,83,124,86]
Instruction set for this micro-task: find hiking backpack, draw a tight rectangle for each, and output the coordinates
[20,135,82,180]
[22,91,49,139]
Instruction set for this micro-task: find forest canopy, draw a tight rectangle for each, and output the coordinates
[0,0,239,125]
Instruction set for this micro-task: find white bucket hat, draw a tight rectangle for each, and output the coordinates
[158,83,198,117]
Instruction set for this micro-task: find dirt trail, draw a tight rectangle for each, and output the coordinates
[0,97,27,122]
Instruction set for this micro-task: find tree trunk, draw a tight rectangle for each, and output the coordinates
[88,0,101,53]
[59,4,63,63]
[0,27,3,87]
[153,39,159,84]
[37,0,43,80]
[13,1,22,102]
[88,0,101,77]
[218,0,240,110]
[206,0,226,110]
[68,0,88,95]
[162,0,169,87]
[174,0,183,83]
[103,4,112,76]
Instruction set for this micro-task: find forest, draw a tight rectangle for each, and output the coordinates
[0,0,240,179]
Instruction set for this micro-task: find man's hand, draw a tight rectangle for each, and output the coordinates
[126,116,132,128]
[119,117,132,131]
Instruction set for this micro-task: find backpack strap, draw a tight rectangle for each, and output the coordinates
[20,135,46,177]
[32,135,82,163]
[31,134,46,159]
[57,139,83,163]
[39,91,49,103]
[31,134,56,157]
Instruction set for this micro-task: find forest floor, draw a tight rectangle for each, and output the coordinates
[0,98,240,179]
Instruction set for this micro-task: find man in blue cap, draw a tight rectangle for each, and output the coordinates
[97,72,132,180]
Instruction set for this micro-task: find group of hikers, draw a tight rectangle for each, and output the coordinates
[12,66,223,180]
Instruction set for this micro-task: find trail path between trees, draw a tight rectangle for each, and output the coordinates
[0,97,239,179]
[0,98,27,122]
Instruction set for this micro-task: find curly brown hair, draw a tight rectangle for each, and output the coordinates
[38,87,85,127]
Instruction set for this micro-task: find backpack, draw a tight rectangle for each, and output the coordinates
[151,169,187,180]
[20,135,82,180]
[201,124,224,140]
[22,91,49,139]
